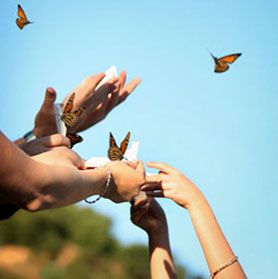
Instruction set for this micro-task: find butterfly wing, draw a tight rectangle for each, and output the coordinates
[63,93,75,114]
[16,18,25,30]
[17,4,27,21]
[61,93,81,127]
[218,53,242,64]
[67,133,83,148]
[120,131,131,156]
[214,62,229,73]
[16,5,31,30]
[108,132,123,161]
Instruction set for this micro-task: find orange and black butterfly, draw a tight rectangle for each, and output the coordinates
[210,53,242,73]
[16,4,33,30]
[108,132,130,161]
[67,133,83,148]
[61,93,83,128]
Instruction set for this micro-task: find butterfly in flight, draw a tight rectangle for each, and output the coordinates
[108,132,131,161]
[16,4,33,30]
[67,133,83,148]
[210,52,242,73]
[61,93,83,128]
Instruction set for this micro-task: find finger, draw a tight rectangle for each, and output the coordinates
[66,73,106,109]
[80,73,106,98]
[79,159,86,170]
[106,90,120,113]
[119,78,141,103]
[39,134,71,148]
[132,195,149,208]
[136,161,146,176]
[147,162,176,174]
[145,190,165,198]
[42,87,57,107]
[118,71,127,89]
[65,149,84,169]
[141,183,162,192]
[145,174,162,183]
[125,160,137,169]
[84,79,118,110]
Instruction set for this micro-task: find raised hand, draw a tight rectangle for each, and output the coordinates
[142,162,201,209]
[130,197,167,235]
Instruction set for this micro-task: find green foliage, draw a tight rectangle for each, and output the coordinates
[40,262,65,279]
[0,205,203,279]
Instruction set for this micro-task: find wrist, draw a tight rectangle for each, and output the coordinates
[147,222,168,239]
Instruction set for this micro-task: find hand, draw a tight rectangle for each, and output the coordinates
[103,160,146,203]
[142,162,202,209]
[33,87,58,137]
[20,134,71,156]
[66,71,141,133]
[32,146,85,170]
[131,197,167,235]
[32,71,141,137]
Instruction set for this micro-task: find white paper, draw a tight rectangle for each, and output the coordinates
[54,103,67,136]
[96,66,117,90]
[85,141,139,168]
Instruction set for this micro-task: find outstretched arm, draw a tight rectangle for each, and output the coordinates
[1,131,146,213]
[143,162,246,279]
[131,198,177,279]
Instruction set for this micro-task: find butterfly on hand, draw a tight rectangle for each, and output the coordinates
[210,53,242,73]
[16,4,33,30]
[67,133,83,148]
[61,93,83,128]
[108,132,131,161]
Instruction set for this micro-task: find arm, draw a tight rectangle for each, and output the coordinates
[1,131,146,212]
[0,131,106,210]
[143,162,246,279]
[189,193,243,279]
[130,198,177,279]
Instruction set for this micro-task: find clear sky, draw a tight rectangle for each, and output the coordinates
[1,0,277,277]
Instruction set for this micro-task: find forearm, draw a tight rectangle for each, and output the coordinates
[188,194,246,278]
[0,132,108,211]
[40,166,108,210]
[148,227,177,279]
[0,132,41,206]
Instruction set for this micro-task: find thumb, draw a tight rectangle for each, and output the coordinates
[136,161,146,176]
[42,87,57,108]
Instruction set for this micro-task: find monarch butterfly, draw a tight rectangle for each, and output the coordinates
[108,132,130,161]
[67,133,83,148]
[61,93,83,127]
[16,4,33,30]
[210,53,242,73]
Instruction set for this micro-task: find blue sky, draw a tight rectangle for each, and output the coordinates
[1,0,277,277]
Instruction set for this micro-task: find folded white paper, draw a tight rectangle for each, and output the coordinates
[85,141,139,168]
[54,103,67,136]
[96,66,117,90]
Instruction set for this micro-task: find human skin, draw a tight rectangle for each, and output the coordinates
[130,197,177,279]
[0,132,145,213]
[32,71,141,138]
[142,162,247,279]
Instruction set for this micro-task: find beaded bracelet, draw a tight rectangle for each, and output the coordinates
[210,256,238,279]
[84,166,112,204]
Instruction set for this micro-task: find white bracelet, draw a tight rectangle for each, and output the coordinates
[84,166,112,204]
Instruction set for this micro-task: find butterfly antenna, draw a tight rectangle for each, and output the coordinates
[205,48,216,60]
